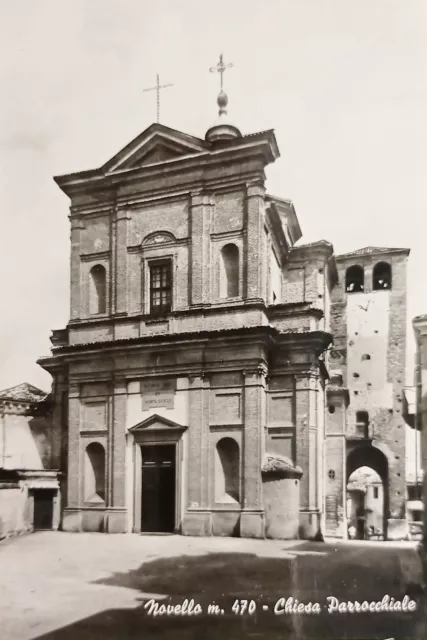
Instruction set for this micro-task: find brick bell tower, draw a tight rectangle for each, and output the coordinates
[325,247,410,540]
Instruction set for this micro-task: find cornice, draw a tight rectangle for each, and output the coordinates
[80,250,111,262]
[40,326,332,364]
[54,141,274,200]
[64,299,323,330]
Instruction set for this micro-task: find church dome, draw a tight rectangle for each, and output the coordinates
[205,90,242,144]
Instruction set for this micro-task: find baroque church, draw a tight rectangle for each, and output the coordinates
[36,68,409,540]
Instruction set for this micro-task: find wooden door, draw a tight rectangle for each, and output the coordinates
[141,445,176,533]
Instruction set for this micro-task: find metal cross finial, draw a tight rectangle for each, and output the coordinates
[209,54,233,91]
[143,73,174,123]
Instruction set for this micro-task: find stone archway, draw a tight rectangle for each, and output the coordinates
[346,445,389,540]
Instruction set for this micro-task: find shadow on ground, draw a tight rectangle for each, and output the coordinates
[34,544,424,640]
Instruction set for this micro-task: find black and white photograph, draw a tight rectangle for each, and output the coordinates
[0,1,426,638]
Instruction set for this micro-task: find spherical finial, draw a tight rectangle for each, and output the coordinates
[217,90,228,114]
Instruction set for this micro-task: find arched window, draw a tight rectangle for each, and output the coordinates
[345,265,364,293]
[220,244,239,299]
[373,262,392,290]
[361,354,371,361]
[215,437,240,503]
[84,442,105,502]
[89,265,107,314]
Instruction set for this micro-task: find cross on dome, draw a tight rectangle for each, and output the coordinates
[206,54,241,143]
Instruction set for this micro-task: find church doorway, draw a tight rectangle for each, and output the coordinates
[32,489,56,531]
[346,446,388,540]
[141,444,176,533]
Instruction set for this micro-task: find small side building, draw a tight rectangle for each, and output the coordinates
[0,383,61,538]
[403,386,423,540]
[413,316,427,552]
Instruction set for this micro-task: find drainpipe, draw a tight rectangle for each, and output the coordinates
[414,331,422,493]
[0,403,4,468]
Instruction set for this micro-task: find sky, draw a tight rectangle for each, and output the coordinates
[0,0,426,392]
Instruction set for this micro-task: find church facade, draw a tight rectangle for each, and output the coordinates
[39,106,339,539]
[39,101,408,539]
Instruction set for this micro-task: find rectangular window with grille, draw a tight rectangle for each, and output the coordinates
[149,260,172,315]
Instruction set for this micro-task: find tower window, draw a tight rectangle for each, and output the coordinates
[373,486,379,499]
[220,243,239,298]
[361,354,371,361]
[89,265,107,314]
[345,265,364,293]
[356,410,369,437]
[150,260,172,315]
[373,262,392,290]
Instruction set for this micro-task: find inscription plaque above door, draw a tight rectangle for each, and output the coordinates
[141,378,176,410]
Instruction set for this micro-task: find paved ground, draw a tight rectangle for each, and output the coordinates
[0,532,425,640]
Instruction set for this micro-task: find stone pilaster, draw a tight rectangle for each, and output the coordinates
[324,380,349,538]
[50,372,67,470]
[295,372,323,539]
[70,218,84,320]
[182,374,211,536]
[62,382,82,532]
[295,374,310,508]
[245,181,265,302]
[114,209,129,315]
[108,377,127,533]
[240,367,266,538]
[189,192,213,306]
[128,252,142,314]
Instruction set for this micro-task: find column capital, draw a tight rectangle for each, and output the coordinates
[243,364,268,383]
[113,378,127,395]
[190,191,215,207]
[115,209,131,222]
[246,180,265,199]
[188,372,210,387]
[68,383,80,398]
[70,218,85,231]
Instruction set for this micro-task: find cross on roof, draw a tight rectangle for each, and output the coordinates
[143,74,174,123]
[209,54,233,91]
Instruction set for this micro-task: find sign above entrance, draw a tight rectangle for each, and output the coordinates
[141,379,176,410]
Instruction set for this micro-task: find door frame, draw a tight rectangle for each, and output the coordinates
[140,443,177,533]
[132,428,185,534]
[32,488,56,530]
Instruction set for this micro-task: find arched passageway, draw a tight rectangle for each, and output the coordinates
[346,446,389,540]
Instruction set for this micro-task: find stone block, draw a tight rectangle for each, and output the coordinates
[263,477,299,539]
[82,509,106,532]
[61,508,82,532]
[181,511,212,536]
[240,510,264,539]
[387,518,410,541]
[107,509,128,533]
[211,511,240,537]
[298,510,322,540]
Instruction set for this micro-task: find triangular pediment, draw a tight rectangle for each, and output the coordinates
[128,413,187,432]
[102,123,208,174]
